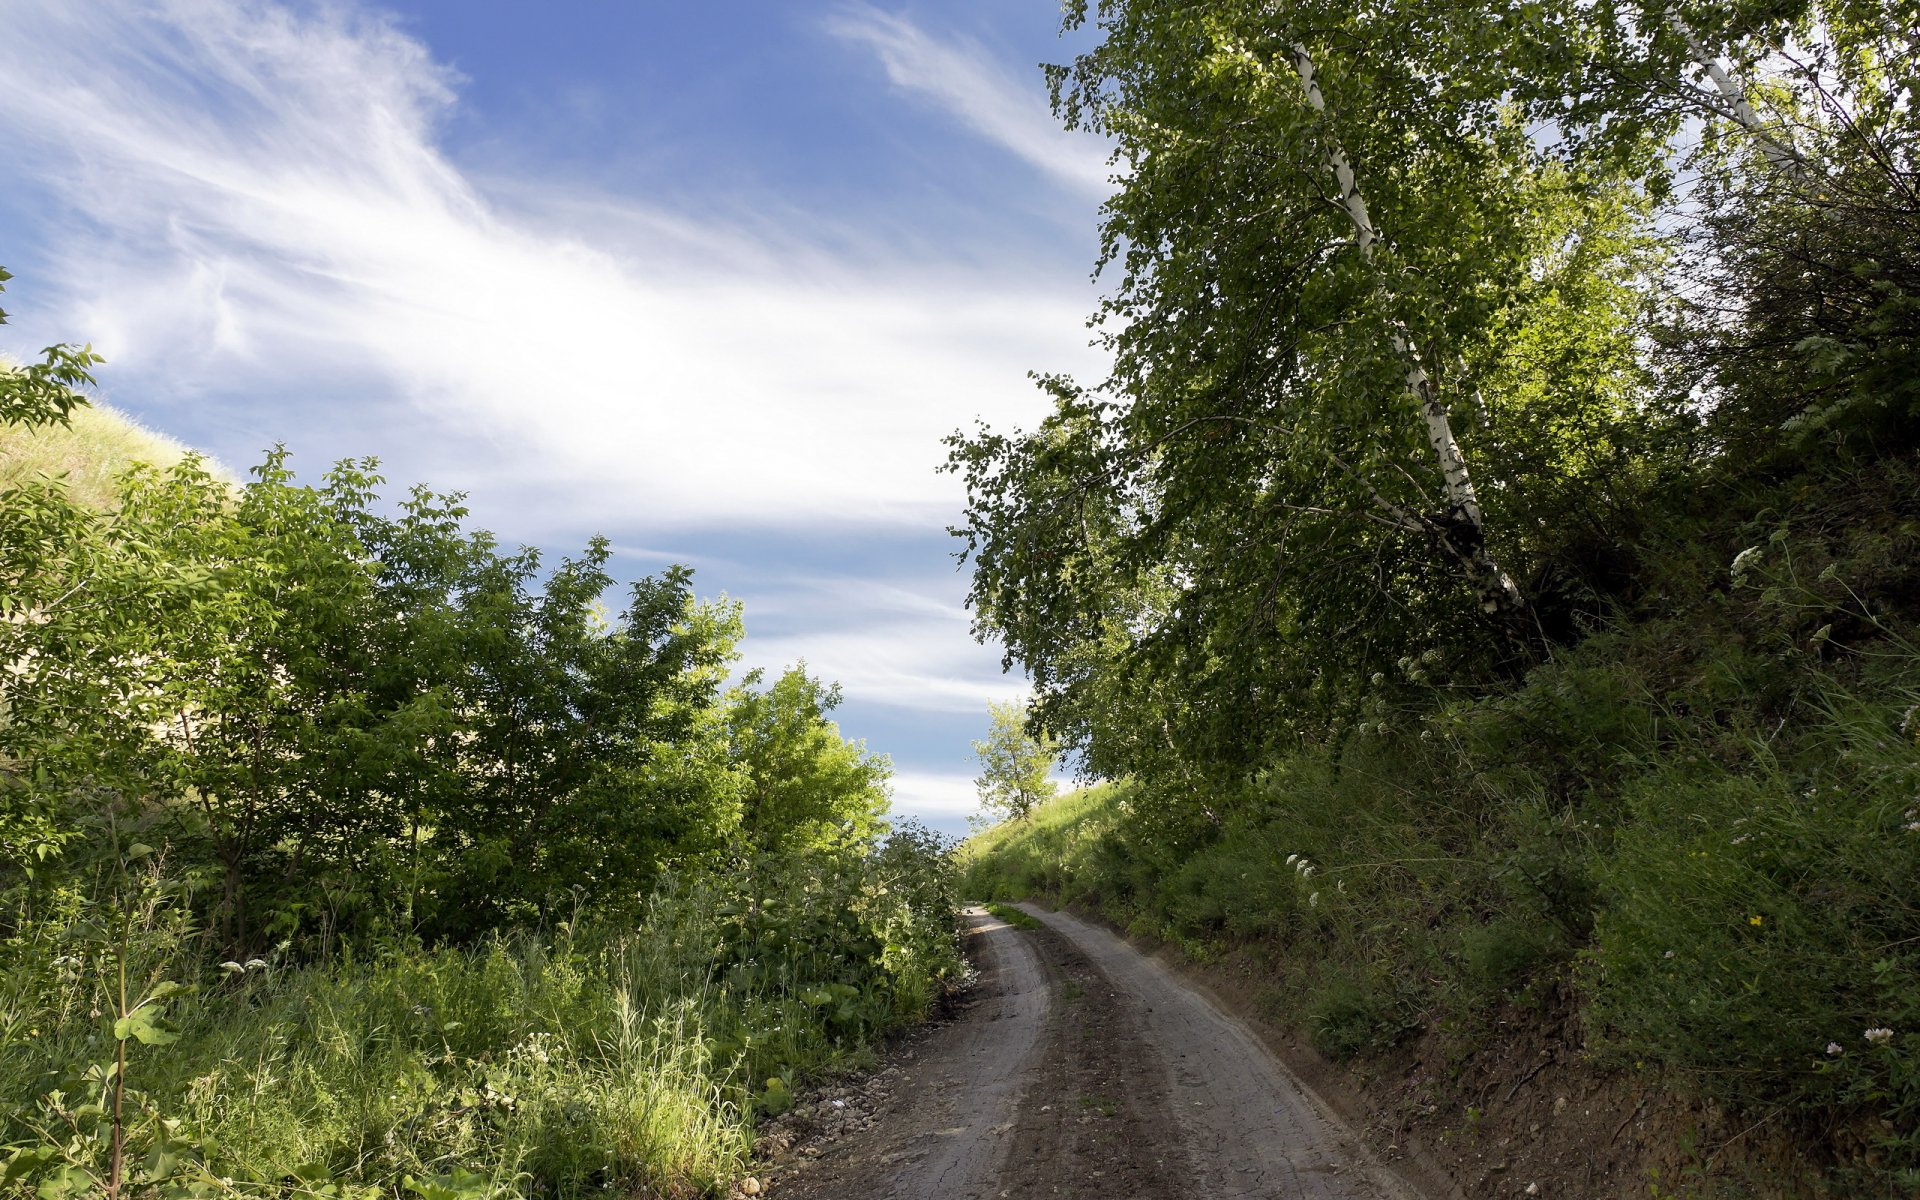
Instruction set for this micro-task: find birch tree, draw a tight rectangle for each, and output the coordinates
[948,0,1671,768]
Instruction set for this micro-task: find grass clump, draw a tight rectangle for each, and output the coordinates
[984,902,1041,930]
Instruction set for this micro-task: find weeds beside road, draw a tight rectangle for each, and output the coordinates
[0,837,960,1200]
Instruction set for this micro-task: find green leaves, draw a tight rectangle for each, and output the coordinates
[402,1168,502,1200]
[0,266,103,428]
[0,396,759,948]
[726,665,890,855]
[952,0,1702,780]
[972,701,1059,825]
[112,1002,180,1046]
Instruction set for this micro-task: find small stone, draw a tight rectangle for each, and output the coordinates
[740,1178,762,1196]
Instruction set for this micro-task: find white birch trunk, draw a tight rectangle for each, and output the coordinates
[1671,19,1812,180]
[1290,46,1526,618]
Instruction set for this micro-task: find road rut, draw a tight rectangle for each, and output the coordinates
[768,904,1421,1199]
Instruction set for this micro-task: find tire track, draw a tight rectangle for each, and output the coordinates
[1019,903,1420,1200]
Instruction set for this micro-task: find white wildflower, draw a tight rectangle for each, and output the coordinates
[1826,1042,1844,1056]
[1730,545,1764,581]
[219,961,244,975]
[1308,892,1320,908]
[1663,950,1676,960]
[244,958,268,971]
[1865,1027,1894,1045]
[1286,854,1300,867]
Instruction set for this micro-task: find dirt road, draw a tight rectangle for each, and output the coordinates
[767,904,1423,1200]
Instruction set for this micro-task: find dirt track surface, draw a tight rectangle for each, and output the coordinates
[766,904,1421,1200]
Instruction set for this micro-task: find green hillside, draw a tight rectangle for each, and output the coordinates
[0,398,197,508]
[953,3,1920,1194]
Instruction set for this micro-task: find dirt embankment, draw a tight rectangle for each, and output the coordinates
[1061,905,1841,1199]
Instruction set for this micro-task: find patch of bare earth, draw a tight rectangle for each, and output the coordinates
[1106,913,1852,1199]
[758,904,1424,1200]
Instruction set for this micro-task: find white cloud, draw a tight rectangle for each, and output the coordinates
[887,771,983,819]
[826,5,1114,200]
[741,621,1019,715]
[0,0,1109,533]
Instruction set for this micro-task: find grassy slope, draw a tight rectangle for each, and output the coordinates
[962,458,1920,1197]
[0,402,200,508]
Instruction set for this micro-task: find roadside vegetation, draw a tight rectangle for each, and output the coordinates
[982,902,1040,932]
[0,282,962,1199]
[956,1,1919,1194]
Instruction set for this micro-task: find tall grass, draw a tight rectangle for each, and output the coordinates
[1,845,961,1199]
[963,652,1920,1193]
[0,402,201,509]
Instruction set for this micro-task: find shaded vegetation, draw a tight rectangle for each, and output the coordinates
[959,0,1920,1193]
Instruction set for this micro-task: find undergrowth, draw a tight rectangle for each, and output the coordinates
[962,461,1920,1196]
[0,834,961,1200]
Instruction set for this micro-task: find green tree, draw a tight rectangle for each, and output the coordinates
[948,0,1684,779]
[971,702,1058,825]
[0,267,103,429]
[725,665,891,854]
[0,423,755,947]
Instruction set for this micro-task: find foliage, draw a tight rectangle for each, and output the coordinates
[0,438,758,949]
[969,701,1058,825]
[0,832,961,1200]
[0,267,103,430]
[725,666,891,854]
[946,0,1697,776]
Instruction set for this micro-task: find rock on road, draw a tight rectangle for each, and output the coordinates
[769,904,1424,1200]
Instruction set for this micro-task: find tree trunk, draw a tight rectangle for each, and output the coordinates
[1289,45,1529,620]
[1671,19,1811,181]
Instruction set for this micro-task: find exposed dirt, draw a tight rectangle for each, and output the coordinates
[1102,911,1850,1199]
[761,905,1426,1200]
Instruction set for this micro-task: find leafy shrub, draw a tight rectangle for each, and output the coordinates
[1460,914,1564,995]
[1306,970,1421,1061]
[1588,694,1920,1152]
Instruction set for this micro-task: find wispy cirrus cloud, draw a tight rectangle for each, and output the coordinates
[0,0,1102,830]
[825,4,1114,200]
[0,0,1107,533]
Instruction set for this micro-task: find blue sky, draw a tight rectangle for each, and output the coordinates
[0,0,1115,838]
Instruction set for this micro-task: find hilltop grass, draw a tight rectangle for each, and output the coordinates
[0,401,200,509]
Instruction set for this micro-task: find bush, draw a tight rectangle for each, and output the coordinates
[1306,970,1421,1061]
[0,834,962,1200]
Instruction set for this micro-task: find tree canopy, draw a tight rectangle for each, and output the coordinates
[948,0,1916,782]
